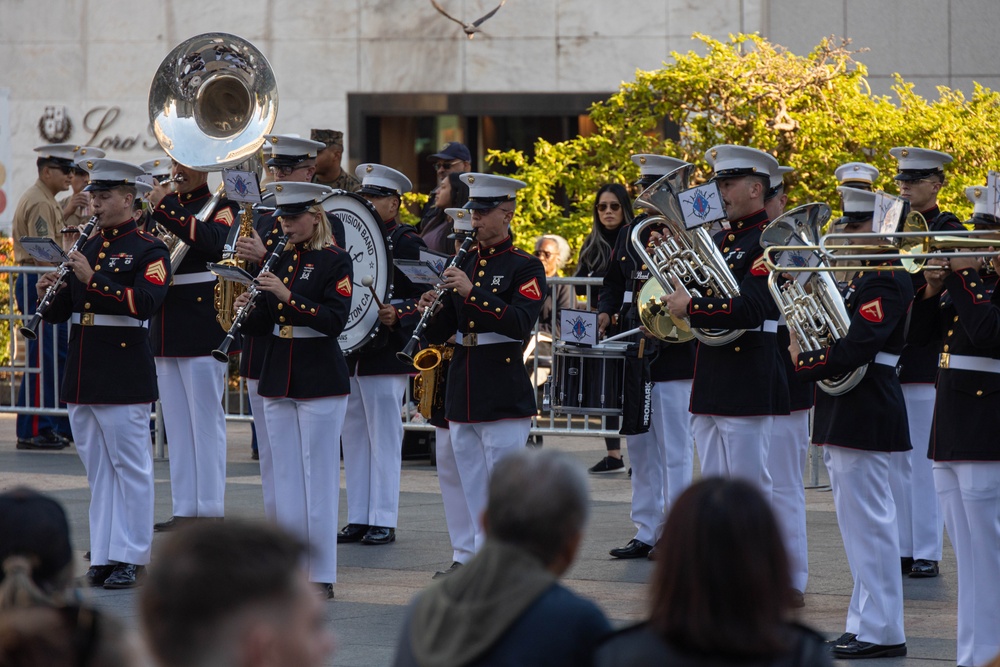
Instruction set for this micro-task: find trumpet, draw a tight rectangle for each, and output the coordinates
[212,234,289,362]
[397,231,478,365]
[20,216,99,340]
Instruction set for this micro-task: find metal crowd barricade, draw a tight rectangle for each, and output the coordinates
[0,264,823,484]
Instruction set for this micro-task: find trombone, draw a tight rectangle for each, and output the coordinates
[764,211,1000,274]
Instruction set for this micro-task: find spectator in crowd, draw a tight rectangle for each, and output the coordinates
[0,488,74,610]
[393,448,611,667]
[527,234,574,388]
[574,184,633,462]
[0,605,138,667]
[140,521,335,667]
[419,172,471,254]
[594,478,831,666]
[418,142,472,231]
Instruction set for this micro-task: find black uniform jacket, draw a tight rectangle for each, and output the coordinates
[424,235,546,423]
[795,259,913,451]
[597,215,696,383]
[347,218,429,376]
[242,242,353,399]
[778,325,815,411]
[685,209,789,416]
[908,267,1000,461]
[45,219,170,404]
[150,184,240,357]
[898,207,963,383]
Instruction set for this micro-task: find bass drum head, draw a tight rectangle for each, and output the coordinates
[324,192,391,354]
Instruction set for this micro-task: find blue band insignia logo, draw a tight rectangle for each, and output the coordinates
[568,314,592,341]
[683,187,717,220]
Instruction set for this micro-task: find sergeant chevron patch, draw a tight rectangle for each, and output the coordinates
[144,258,167,286]
[519,277,542,300]
[214,208,235,227]
[336,275,352,297]
[859,297,884,323]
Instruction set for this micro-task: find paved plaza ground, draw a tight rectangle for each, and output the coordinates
[0,414,960,666]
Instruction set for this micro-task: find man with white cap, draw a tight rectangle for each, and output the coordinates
[836,162,880,191]
[147,159,241,531]
[763,162,812,606]
[58,147,106,241]
[37,158,170,589]
[338,163,428,547]
[789,185,911,658]
[424,207,478,579]
[417,172,546,556]
[601,154,697,561]
[889,147,962,579]
[908,180,1000,667]
[665,145,789,501]
[138,156,173,230]
[11,144,100,450]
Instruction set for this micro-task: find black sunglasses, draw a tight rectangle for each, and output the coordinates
[597,202,621,212]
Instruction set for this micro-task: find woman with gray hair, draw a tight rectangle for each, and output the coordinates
[527,235,576,405]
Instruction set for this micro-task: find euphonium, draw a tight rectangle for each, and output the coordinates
[412,344,453,419]
[631,165,744,346]
[760,203,866,396]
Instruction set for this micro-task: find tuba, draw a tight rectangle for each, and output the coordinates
[760,203,866,396]
[630,165,744,346]
[147,32,278,276]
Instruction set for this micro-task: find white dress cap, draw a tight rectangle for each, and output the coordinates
[140,156,173,180]
[459,173,526,209]
[705,145,780,179]
[769,165,794,191]
[965,184,999,223]
[836,162,880,189]
[836,185,878,218]
[888,147,952,180]
[630,154,690,181]
[265,134,326,167]
[80,159,146,192]
[445,207,473,232]
[34,143,106,167]
[264,181,334,216]
[356,163,413,197]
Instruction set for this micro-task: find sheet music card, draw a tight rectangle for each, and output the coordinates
[19,237,69,264]
[206,262,255,286]
[222,169,263,205]
[559,309,598,346]
[678,181,727,229]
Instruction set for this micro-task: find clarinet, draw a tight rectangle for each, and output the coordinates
[20,216,99,340]
[397,231,478,364]
[212,235,290,362]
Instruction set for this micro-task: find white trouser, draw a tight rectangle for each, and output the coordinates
[247,379,276,522]
[769,409,810,592]
[264,395,347,584]
[693,413,773,502]
[155,357,228,517]
[70,403,154,566]
[825,445,905,646]
[626,380,693,546]
[450,418,531,553]
[934,461,1000,667]
[891,384,943,561]
[435,426,476,564]
[342,375,408,527]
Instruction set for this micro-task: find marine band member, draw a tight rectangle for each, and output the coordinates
[39,159,170,589]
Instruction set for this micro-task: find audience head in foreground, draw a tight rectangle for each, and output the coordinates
[140,521,334,667]
[393,448,610,667]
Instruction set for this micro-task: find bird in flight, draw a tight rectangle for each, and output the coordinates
[430,0,506,39]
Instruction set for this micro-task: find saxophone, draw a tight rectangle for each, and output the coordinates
[214,202,255,331]
[413,344,453,419]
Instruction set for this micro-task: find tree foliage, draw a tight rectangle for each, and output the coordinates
[489,33,1000,270]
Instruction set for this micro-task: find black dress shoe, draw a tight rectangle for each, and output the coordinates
[609,539,652,559]
[153,516,192,532]
[900,556,914,574]
[316,583,335,599]
[825,632,857,646]
[830,639,906,659]
[909,559,939,578]
[83,551,90,561]
[432,562,463,579]
[103,563,145,589]
[337,523,369,543]
[361,526,396,545]
[80,565,115,587]
[16,432,69,450]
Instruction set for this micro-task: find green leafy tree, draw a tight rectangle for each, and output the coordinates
[490,33,1000,271]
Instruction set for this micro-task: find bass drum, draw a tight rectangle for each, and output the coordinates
[323,192,392,354]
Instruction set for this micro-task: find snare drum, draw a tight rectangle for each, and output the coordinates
[550,342,628,416]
